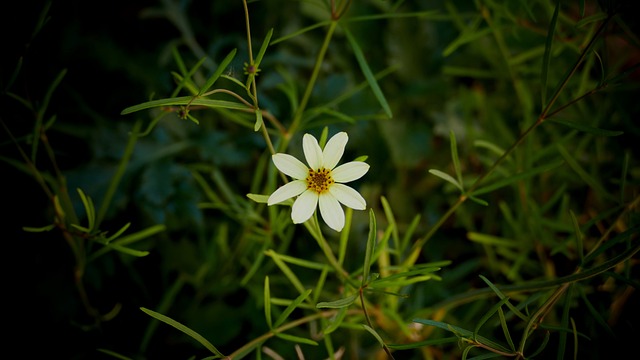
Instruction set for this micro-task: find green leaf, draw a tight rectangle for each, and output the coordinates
[428,169,463,192]
[323,307,348,335]
[570,210,585,265]
[274,332,318,346]
[104,222,132,243]
[443,27,492,57]
[362,324,387,348]
[413,319,512,354]
[473,296,511,342]
[88,224,165,261]
[264,276,272,329]
[246,193,269,203]
[472,160,564,196]
[22,224,56,232]
[254,107,263,131]
[343,27,392,118]
[541,0,560,107]
[76,188,95,232]
[478,275,528,322]
[121,96,248,115]
[274,289,312,328]
[450,131,463,188]
[254,28,273,67]
[316,294,359,309]
[556,144,616,201]
[575,12,608,28]
[380,196,399,260]
[140,307,225,358]
[467,232,519,248]
[548,119,623,136]
[362,209,377,287]
[199,48,237,96]
[266,249,306,296]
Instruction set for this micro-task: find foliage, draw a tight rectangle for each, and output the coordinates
[2,0,639,359]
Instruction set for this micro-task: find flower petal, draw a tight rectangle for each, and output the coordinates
[303,134,323,170]
[268,180,307,205]
[318,193,345,232]
[291,189,318,224]
[272,153,309,180]
[322,132,348,170]
[329,183,366,210]
[332,161,370,183]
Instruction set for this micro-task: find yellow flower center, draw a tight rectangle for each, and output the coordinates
[306,168,335,194]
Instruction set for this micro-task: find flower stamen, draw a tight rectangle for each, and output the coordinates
[306,168,335,194]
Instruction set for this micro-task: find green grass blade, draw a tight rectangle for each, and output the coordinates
[542,0,560,107]
[121,96,248,114]
[472,160,563,196]
[413,319,512,354]
[76,188,95,232]
[343,27,392,118]
[362,324,389,351]
[569,210,585,265]
[275,332,318,346]
[473,296,511,342]
[274,289,312,328]
[198,48,237,96]
[556,144,616,201]
[266,249,307,296]
[548,119,623,136]
[450,131,463,188]
[429,169,463,192]
[316,294,359,309]
[362,209,377,286]
[140,307,225,358]
[264,276,272,328]
[478,275,528,321]
[254,28,273,68]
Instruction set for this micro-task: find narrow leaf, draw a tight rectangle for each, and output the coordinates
[323,307,348,335]
[556,144,615,201]
[254,28,274,68]
[569,210,585,265]
[121,96,248,115]
[274,289,312,328]
[254,107,263,131]
[76,188,95,232]
[473,296,511,342]
[542,0,560,107]
[140,307,225,357]
[548,119,623,136]
[264,276,272,328]
[362,324,386,348]
[343,27,392,118]
[274,332,318,346]
[362,209,377,286]
[198,48,237,96]
[316,294,359,309]
[472,160,564,196]
[23,224,56,232]
[428,169,463,192]
[450,131,463,188]
[246,193,270,203]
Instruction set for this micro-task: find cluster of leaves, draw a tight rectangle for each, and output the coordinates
[2,0,638,359]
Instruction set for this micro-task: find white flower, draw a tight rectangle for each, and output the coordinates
[268,132,369,232]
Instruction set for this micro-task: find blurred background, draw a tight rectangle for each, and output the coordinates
[2,0,639,359]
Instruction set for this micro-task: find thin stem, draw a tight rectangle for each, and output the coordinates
[404,16,612,266]
[287,20,338,146]
[308,215,353,284]
[241,0,276,157]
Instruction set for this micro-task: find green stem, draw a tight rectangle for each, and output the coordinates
[286,20,338,148]
[404,15,612,266]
